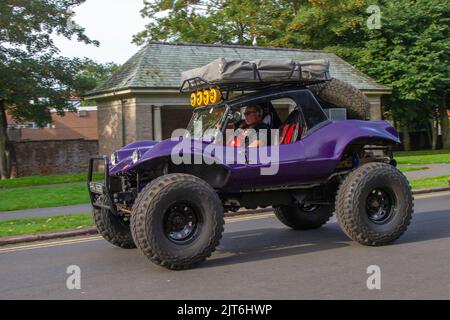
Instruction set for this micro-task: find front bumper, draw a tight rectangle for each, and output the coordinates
[87,156,117,214]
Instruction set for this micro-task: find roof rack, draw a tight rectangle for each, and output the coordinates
[180,77,331,97]
[180,77,214,94]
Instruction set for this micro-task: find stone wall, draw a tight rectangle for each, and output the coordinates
[12,139,98,177]
[365,93,383,120]
[97,96,155,157]
[97,99,125,158]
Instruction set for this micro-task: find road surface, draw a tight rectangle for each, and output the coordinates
[1,191,449,300]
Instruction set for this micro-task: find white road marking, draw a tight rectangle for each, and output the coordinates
[0,236,103,254]
[226,213,274,223]
[0,214,274,253]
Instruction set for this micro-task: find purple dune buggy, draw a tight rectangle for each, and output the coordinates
[88,69,413,270]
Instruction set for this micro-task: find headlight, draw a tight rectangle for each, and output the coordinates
[132,149,141,163]
[110,152,118,166]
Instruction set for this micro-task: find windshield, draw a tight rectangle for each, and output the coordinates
[186,106,227,138]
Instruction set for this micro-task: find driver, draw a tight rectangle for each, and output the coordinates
[234,105,270,147]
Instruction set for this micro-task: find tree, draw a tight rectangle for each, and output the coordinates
[0,0,98,179]
[74,58,120,105]
[133,0,298,46]
[135,0,450,150]
[279,0,449,150]
[356,1,450,149]
[133,0,368,50]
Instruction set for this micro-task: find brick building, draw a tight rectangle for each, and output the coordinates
[84,42,391,157]
[6,102,99,176]
[7,105,98,141]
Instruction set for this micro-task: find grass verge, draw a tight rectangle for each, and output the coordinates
[0,185,90,212]
[0,172,103,189]
[394,149,450,165]
[410,175,450,189]
[0,214,93,238]
[399,166,429,172]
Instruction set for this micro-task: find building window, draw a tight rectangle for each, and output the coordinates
[8,122,51,129]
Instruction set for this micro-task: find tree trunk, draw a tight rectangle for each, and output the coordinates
[429,111,440,150]
[439,91,449,149]
[0,100,12,179]
[401,122,411,151]
[6,138,17,178]
[428,119,436,150]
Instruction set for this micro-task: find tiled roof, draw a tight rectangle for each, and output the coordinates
[87,42,390,96]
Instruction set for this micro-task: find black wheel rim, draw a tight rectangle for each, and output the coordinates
[299,204,319,213]
[163,202,200,244]
[366,188,395,224]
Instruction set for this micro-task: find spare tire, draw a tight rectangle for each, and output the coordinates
[309,78,370,120]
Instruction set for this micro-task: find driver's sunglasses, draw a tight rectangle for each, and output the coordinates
[244,111,258,116]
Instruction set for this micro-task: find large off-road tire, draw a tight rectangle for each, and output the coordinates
[92,195,136,249]
[335,162,413,246]
[274,204,334,230]
[309,78,370,120]
[131,174,224,270]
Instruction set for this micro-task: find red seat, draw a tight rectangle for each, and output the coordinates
[280,124,296,144]
[279,109,303,144]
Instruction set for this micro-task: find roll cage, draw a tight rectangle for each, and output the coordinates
[188,86,330,145]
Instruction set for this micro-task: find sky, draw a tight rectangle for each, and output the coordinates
[52,0,148,64]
